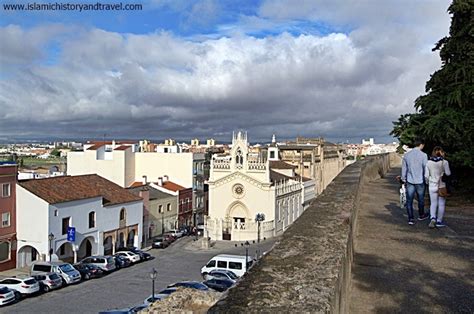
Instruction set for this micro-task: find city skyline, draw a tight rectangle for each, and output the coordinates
[1,0,451,142]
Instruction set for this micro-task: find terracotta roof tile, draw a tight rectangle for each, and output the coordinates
[114,145,131,151]
[19,174,142,206]
[161,181,186,192]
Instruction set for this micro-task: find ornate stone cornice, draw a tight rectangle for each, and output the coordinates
[210,171,272,189]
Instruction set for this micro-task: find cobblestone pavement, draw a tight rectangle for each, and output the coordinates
[1,236,278,314]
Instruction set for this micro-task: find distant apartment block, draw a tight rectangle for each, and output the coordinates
[0,162,17,271]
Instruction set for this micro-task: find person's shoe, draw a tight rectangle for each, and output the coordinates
[436,221,446,228]
[408,219,415,225]
[429,219,436,229]
[418,213,429,221]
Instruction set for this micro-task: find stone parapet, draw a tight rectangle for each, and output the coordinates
[209,153,394,313]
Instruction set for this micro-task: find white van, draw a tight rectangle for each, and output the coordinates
[201,254,253,277]
[31,262,81,285]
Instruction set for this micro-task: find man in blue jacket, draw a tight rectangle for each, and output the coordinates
[401,137,429,225]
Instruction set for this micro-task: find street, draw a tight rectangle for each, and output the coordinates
[1,237,278,314]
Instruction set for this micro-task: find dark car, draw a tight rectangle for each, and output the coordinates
[163,233,176,243]
[151,237,169,249]
[203,278,235,292]
[73,263,104,280]
[116,247,153,262]
[167,281,209,291]
[113,255,131,269]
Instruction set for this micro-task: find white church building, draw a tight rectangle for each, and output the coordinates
[205,132,315,241]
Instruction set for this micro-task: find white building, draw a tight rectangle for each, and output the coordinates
[16,174,143,267]
[206,132,315,241]
[67,141,206,225]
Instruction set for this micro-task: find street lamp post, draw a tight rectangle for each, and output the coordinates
[48,233,54,262]
[255,213,265,243]
[244,241,250,268]
[149,268,158,301]
[161,211,164,236]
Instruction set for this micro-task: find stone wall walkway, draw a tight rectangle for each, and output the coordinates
[350,167,474,313]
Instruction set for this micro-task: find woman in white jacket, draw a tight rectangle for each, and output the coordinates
[425,146,451,228]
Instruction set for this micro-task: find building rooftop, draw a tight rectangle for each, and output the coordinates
[269,160,297,169]
[18,174,142,206]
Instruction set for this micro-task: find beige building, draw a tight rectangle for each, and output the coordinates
[272,137,345,195]
[206,132,315,241]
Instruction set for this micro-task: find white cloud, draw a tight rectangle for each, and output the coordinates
[0,1,451,142]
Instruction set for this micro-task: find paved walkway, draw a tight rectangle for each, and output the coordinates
[350,167,474,313]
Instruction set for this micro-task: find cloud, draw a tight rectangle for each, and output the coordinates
[0,1,452,143]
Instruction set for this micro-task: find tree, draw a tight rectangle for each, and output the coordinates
[50,149,61,158]
[391,0,474,168]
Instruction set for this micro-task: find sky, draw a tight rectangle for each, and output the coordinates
[0,0,452,143]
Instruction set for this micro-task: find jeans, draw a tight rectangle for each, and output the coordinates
[406,183,426,220]
[429,185,446,222]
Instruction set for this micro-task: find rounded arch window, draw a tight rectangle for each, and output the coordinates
[88,211,96,229]
[120,208,126,221]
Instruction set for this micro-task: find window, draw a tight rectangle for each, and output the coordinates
[167,203,171,212]
[1,213,10,227]
[206,260,216,268]
[158,205,163,213]
[229,261,242,270]
[217,261,227,268]
[60,245,65,255]
[89,211,96,228]
[54,210,58,217]
[120,208,126,221]
[0,242,10,262]
[62,217,70,235]
[270,151,275,159]
[1,184,10,198]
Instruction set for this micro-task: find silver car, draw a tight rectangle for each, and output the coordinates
[32,272,63,292]
[80,256,116,272]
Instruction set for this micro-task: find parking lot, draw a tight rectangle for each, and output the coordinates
[1,236,278,314]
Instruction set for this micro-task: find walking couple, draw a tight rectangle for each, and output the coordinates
[401,138,451,227]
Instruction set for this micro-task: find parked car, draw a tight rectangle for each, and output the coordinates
[115,251,141,264]
[32,272,63,292]
[74,263,104,280]
[163,233,176,243]
[203,278,235,292]
[0,277,39,299]
[167,281,208,291]
[168,229,184,238]
[80,256,116,273]
[151,237,169,249]
[113,254,131,269]
[203,270,238,283]
[178,226,190,236]
[31,262,81,285]
[0,287,15,306]
[201,254,252,277]
[99,303,149,314]
[143,287,177,305]
[116,247,153,261]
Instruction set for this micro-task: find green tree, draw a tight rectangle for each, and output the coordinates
[50,149,61,158]
[391,0,474,168]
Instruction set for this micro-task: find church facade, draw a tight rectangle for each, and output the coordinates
[205,132,315,241]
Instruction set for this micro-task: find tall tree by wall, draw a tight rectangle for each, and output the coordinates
[391,0,473,168]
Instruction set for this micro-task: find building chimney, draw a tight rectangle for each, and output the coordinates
[163,175,169,182]
[158,177,163,186]
[142,175,147,185]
